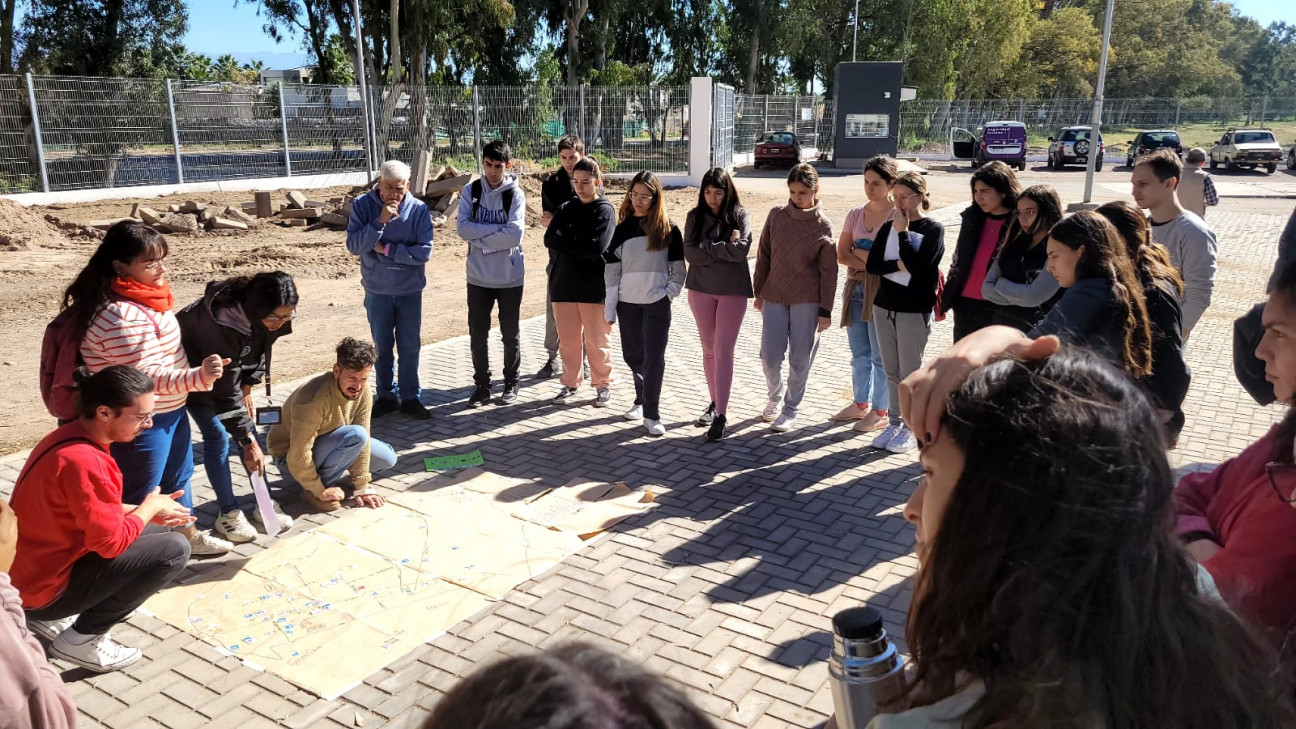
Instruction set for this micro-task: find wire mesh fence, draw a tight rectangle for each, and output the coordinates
[734,94,834,157]
[0,76,692,194]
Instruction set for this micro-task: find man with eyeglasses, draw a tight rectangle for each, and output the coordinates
[346,159,435,420]
[1174,252,1296,647]
[10,366,193,672]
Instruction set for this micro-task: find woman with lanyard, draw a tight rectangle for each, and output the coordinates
[177,272,298,544]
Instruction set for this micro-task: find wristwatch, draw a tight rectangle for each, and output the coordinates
[238,434,256,447]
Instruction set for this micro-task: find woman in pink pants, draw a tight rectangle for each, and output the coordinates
[684,168,752,441]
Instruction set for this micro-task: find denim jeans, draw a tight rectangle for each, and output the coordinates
[845,287,888,409]
[276,425,398,488]
[187,406,247,515]
[111,407,195,511]
[364,291,423,402]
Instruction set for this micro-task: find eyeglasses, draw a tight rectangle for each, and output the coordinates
[1264,461,1296,503]
[896,193,920,204]
[142,257,168,272]
[129,412,154,424]
[628,193,654,203]
[263,311,297,324]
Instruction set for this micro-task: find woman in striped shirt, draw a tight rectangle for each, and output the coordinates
[64,222,233,556]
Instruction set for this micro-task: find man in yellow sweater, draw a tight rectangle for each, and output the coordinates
[268,338,398,512]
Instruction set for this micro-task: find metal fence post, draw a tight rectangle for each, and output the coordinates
[24,73,49,193]
[579,84,587,142]
[165,79,184,184]
[279,81,292,177]
[472,85,482,173]
[1175,99,1181,128]
[1260,96,1268,127]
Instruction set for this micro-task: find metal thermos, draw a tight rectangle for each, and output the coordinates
[828,606,905,729]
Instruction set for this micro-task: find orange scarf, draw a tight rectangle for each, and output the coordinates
[111,276,174,312]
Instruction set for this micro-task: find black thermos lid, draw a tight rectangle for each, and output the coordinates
[832,606,884,640]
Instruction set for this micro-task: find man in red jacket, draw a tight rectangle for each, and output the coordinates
[11,365,193,673]
[1173,259,1296,647]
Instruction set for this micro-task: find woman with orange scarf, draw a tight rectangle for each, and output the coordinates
[61,222,233,557]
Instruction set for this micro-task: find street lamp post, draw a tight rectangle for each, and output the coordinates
[1080,0,1116,207]
[853,0,860,62]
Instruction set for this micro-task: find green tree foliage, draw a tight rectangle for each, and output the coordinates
[19,0,188,77]
[1003,7,1102,98]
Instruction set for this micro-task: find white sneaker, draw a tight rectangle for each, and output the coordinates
[624,404,644,421]
[770,413,797,432]
[28,614,78,641]
[213,510,257,543]
[49,629,141,672]
[187,529,233,556]
[872,424,901,449]
[248,501,295,533]
[644,418,666,437]
[885,426,918,454]
[761,400,781,422]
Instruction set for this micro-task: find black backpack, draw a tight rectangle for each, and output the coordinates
[470,179,515,223]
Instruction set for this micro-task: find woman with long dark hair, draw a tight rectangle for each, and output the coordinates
[684,168,752,441]
[70,221,232,556]
[878,344,1294,728]
[1033,211,1152,377]
[1097,200,1191,446]
[605,171,685,437]
[177,272,298,543]
[942,162,1021,340]
[981,184,1063,332]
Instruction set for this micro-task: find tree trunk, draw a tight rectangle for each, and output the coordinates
[590,14,608,147]
[0,0,16,72]
[99,0,126,73]
[745,17,762,93]
[411,45,428,154]
[565,0,589,86]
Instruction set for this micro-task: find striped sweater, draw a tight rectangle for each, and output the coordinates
[603,217,686,321]
[80,299,208,413]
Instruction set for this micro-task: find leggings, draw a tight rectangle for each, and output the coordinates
[688,291,747,414]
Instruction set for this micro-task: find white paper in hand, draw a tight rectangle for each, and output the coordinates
[882,228,923,287]
[250,470,280,539]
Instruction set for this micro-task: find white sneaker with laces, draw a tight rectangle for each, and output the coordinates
[872,424,901,449]
[213,510,257,543]
[770,413,797,432]
[885,426,918,454]
[28,614,78,641]
[624,404,643,421]
[248,501,294,532]
[553,386,577,404]
[49,629,141,672]
[187,530,233,556]
[761,400,781,422]
[644,418,666,437]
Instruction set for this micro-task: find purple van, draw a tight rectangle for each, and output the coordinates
[954,121,1028,171]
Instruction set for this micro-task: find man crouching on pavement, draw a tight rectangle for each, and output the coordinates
[268,338,398,511]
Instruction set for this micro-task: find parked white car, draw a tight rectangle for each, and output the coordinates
[1208,129,1283,174]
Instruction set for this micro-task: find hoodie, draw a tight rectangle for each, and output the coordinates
[456,175,526,288]
[176,280,293,443]
[345,188,435,296]
[544,196,617,304]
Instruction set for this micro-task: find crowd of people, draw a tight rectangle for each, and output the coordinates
[1,128,1294,728]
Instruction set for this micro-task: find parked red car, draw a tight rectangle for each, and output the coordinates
[754,131,801,169]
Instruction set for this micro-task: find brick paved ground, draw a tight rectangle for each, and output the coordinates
[0,203,1289,729]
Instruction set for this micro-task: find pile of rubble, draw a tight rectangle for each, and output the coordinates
[84,161,479,237]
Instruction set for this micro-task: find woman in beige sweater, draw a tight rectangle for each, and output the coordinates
[752,163,838,433]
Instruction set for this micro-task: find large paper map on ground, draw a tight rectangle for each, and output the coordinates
[143,470,613,698]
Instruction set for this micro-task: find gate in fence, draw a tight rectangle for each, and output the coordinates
[711,83,735,170]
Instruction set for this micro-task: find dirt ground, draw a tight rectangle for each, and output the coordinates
[0,174,876,456]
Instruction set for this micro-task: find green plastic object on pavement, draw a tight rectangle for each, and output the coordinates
[423,450,485,471]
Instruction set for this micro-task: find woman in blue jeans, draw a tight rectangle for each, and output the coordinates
[176,273,297,544]
[833,156,898,435]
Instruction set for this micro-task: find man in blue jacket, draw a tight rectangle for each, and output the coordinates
[457,140,526,407]
[345,160,435,419]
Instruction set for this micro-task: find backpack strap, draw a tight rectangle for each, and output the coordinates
[470,179,515,225]
[14,436,99,491]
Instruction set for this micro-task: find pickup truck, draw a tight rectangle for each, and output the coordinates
[1208,129,1283,174]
